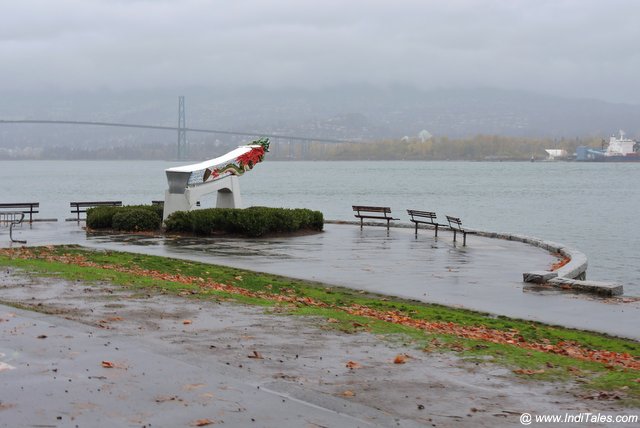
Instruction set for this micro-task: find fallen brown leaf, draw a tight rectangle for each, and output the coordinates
[393,354,408,364]
[248,351,263,359]
[190,419,215,426]
[183,319,192,325]
[101,361,115,368]
[342,390,355,397]
[346,360,361,369]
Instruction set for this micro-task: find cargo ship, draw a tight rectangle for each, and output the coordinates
[576,131,640,162]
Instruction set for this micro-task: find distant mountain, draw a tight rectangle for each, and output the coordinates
[1,86,639,149]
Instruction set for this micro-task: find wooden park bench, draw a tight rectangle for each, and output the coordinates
[69,201,122,221]
[352,205,398,230]
[445,215,477,246]
[406,209,447,237]
[0,202,39,223]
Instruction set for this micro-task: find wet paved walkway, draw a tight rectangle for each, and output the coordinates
[0,304,421,428]
[3,221,640,339]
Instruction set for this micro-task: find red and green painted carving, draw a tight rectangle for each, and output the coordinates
[203,138,270,182]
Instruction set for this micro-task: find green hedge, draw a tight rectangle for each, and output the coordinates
[86,205,163,231]
[85,206,121,229]
[165,207,324,237]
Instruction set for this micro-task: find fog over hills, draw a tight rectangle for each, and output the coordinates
[1,86,640,152]
[3,0,640,154]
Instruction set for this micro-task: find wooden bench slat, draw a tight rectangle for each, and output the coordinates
[352,205,398,230]
[70,201,123,206]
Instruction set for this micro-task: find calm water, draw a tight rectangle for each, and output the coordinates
[1,160,639,293]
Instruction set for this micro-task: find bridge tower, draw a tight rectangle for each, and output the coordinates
[177,96,187,160]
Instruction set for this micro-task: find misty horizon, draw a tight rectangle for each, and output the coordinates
[2,0,640,104]
[2,1,640,150]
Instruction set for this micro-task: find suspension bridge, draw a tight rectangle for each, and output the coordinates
[0,96,358,160]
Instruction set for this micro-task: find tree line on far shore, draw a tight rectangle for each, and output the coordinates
[1,134,605,161]
[269,134,603,161]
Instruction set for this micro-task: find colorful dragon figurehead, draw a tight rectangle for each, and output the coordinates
[203,138,270,182]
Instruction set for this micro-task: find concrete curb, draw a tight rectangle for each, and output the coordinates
[325,220,623,296]
[474,231,622,296]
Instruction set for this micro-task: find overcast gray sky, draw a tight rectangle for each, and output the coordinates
[2,0,639,103]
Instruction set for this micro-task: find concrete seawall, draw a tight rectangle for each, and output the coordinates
[475,231,622,296]
[327,220,623,296]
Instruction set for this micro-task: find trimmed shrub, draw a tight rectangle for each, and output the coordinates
[86,204,164,231]
[164,210,192,233]
[146,204,164,219]
[86,206,120,229]
[239,208,271,237]
[112,208,161,232]
[165,207,324,237]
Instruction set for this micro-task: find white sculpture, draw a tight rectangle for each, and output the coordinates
[163,138,269,220]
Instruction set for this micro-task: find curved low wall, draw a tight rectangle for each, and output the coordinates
[472,230,622,296]
[327,220,622,296]
[472,231,588,279]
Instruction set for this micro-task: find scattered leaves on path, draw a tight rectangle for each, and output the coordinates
[3,247,638,371]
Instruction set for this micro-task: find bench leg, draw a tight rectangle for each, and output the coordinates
[463,232,467,246]
[414,222,418,236]
[360,218,363,229]
[452,229,457,243]
[386,219,390,231]
[434,224,439,238]
[10,222,26,244]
